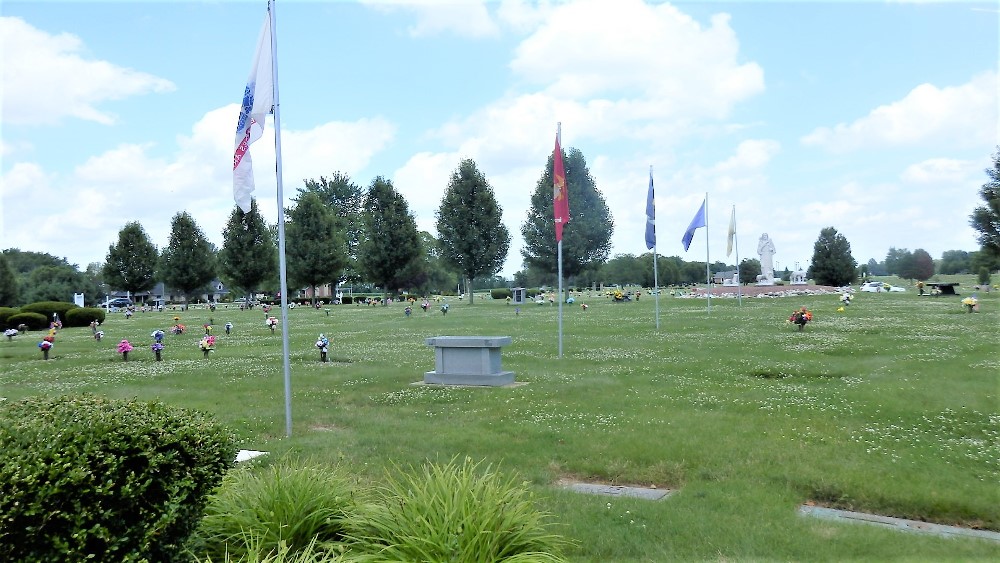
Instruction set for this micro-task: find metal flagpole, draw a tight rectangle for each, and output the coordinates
[269,0,293,437]
[704,192,711,314]
[557,123,564,358]
[651,165,660,331]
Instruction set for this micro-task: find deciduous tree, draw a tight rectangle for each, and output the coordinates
[358,177,423,299]
[219,199,277,300]
[970,148,1000,265]
[159,212,216,308]
[435,159,510,304]
[103,222,157,297]
[298,172,364,282]
[0,253,19,306]
[285,193,347,304]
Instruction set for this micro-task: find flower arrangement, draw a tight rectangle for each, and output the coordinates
[151,329,165,342]
[265,316,278,333]
[581,303,589,311]
[117,339,133,361]
[788,307,813,331]
[170,324,186,335]
[38,339,53,359]
[4,328,18,341]
[961,296,979,313]
[94,330,104,341]
[840,292,852,306]
[151,342,165,361]
[316,334,330,362]
[224,321,233,335]
[199,335,216,357]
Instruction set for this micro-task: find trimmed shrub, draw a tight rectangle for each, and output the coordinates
[64,307,106,327]
[345,457,569,562]
[195,460,360,561]
[0,307,18,327]
[491,288,513,300]
[19,301,79,323]
[0,394,237,563]
[6,311,47,331]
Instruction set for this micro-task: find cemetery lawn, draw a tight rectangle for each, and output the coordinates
[2,289,998,561]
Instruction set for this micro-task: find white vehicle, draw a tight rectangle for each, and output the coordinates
[860,281,905,293]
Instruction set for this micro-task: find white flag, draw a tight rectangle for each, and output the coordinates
[232,11,274,213]
[727,206,736,257]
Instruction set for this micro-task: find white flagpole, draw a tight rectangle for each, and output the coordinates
[651,165,660,331]
[557,122,564,359]
[704,192,711,314]
[269,0,293,438]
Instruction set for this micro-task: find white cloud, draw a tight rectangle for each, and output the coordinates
[0,16,175,126]
[801,71,998,152]
[361,0,500,38]
[901,158,978,184]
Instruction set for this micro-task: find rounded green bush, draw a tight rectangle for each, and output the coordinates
[0,306,19,327]
[19,301,79,324]
[0,394,237,563]
[6,311,47,330]
[195,459,360,560]
[491,288,513,300]
[341,296,353,305]
[64,307,107,327]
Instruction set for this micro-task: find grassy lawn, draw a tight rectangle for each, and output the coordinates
[2,285,998,561]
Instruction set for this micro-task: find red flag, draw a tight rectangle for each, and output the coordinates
[553,133,570,241]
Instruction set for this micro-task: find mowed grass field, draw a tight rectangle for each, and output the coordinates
[2,286,998,561]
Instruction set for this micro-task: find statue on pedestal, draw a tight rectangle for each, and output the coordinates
[756,233,776,285]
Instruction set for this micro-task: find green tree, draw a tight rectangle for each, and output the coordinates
[601,254,643,286]
[358,177,423,300]
[102,222,157,297]
[22,265,83,304]
[810,227,857,287]
[0,253,19,306]
[908,249,935,281]
[938,250,971,275]
[970,148,1000,264]
[521,147,613,279]
[419,231,458,295]
[739,258,761,285]
[883,247,909,276]
[159,212,216,308]
[219,199,277,299]
[435,159,511,304]
[298,172,364,282]
[285,192,348,303]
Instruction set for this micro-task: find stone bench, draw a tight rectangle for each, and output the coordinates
[424,336,514,386]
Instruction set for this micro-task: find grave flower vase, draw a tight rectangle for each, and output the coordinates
[42,349,49,360]
[122,351,128,361]
[203,349,210,359]
[320,350,328,362]
[155,350,162,361]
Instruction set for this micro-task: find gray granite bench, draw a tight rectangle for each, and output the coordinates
[424,336,514,386]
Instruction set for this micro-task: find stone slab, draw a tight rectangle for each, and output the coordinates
[424,370,515,387]
[425,336,512,348]
[562,482,673,501]
[235,449,268,463]
[799,505,1000,543]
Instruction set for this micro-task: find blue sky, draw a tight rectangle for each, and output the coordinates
[2,0,997,279]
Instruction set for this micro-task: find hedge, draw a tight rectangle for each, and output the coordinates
[19,301,79,324]
[490,288,513,300]
[0,307,18,327]
[64,307,107,327]
[6,312,47,331]
[0,394,237,563]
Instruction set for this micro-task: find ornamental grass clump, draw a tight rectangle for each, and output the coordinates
[345,456,569,563]
[195,460,361,561]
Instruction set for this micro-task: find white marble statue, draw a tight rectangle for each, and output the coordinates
[756,233,776,285]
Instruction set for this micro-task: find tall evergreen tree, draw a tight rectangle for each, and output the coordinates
[102,222,157,297]
[219,199,276,299]
[521,147,613,282]
[358,176,423,299]
[159,212,216,308]
[810,227,857,287]
[298,172,364,282]
[970,148,1000,266]
[285,192,347,303]
[435,159,511,304]
[0,252,19,307]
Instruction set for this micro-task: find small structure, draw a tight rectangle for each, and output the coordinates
[927,282,960,296]
[511,287,527,305]
[424,336,514,386]
[790,269,808,285]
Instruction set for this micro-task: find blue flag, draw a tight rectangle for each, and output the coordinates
[681,198,706,252]
[644,171,655,250]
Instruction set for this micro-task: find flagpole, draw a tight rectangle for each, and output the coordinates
[704,192,710,314]
[556,122,564,358]
[651,165,660,331]
[269,0,293,438]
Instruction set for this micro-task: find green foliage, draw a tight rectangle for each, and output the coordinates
[0,394,236,562]
[970,147,1000,261]
[7,311,50,330]
[64,307,106,327]
[938,250,971,275]
[346,457,569,562]
[978,267,992,285]
[0,252,18,306]
[298,172,364,284]
[810,227,858,286]
[103,221,158,295]
[341,295,353,304]
[196,536,350,563]
[521,147,613,280]
[22,264,84,304]
[20,300,79,322]
[0,306,18,327]
[220,199,277,298]
[196,460,360,561]
[358,177,424,297]
[491,288,513,300]
[435,159,511,304]
[160,212,218,302]
[286,193,348,299]
[908,249,935,281]
[739,258,761,284]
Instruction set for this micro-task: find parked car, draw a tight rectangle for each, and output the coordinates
[860,282,905,293]
[102,297,133,308]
